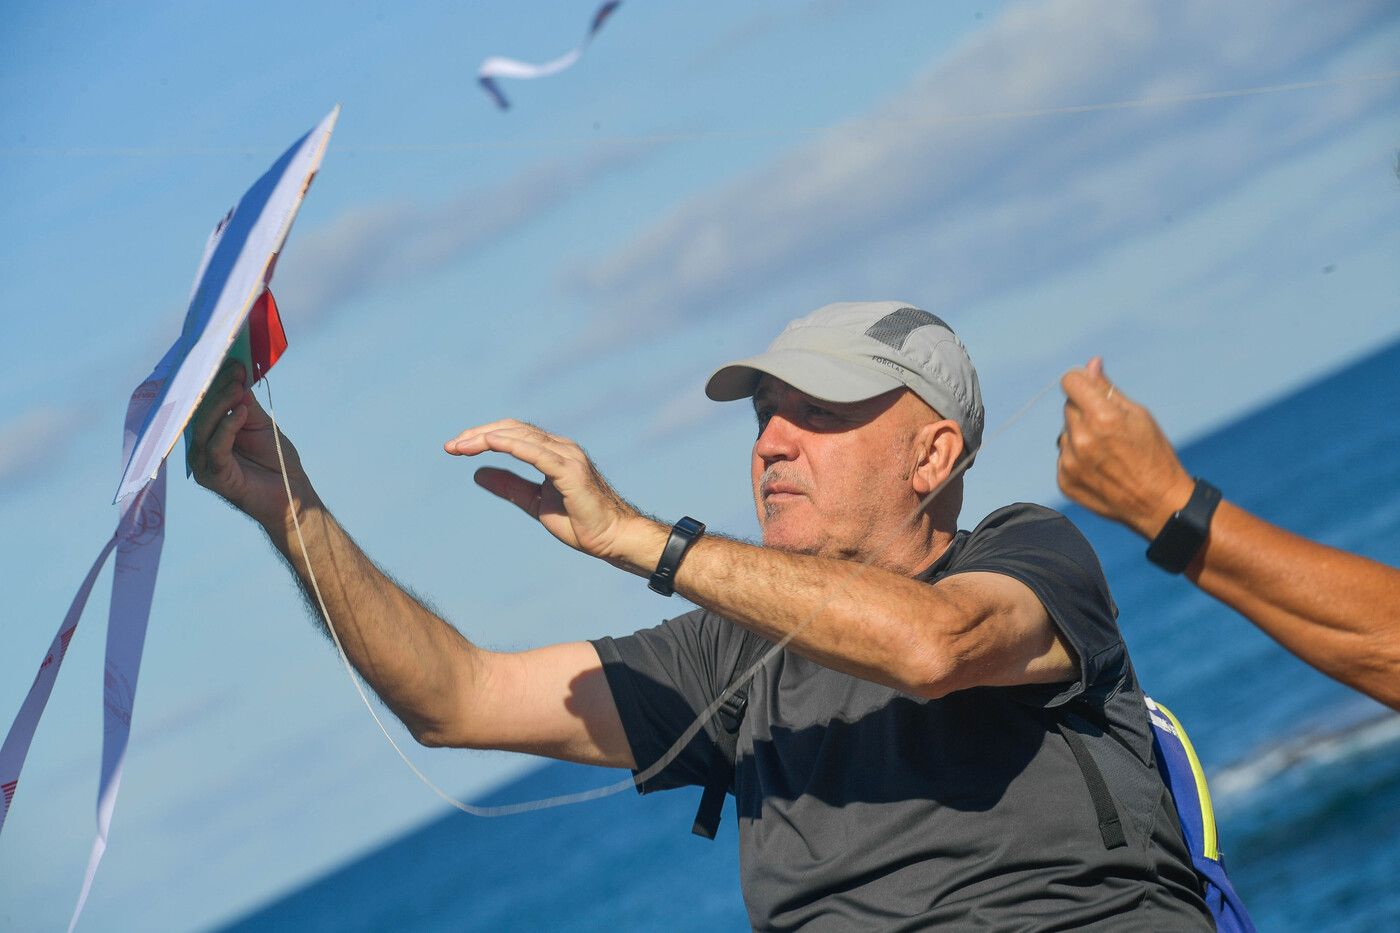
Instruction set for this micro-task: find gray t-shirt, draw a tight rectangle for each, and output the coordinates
[593,503,1213,931]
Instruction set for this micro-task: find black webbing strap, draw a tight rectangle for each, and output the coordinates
[691,686,750,839]
[1055,717,1128,850]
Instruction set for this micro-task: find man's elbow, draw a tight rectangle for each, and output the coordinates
[410,722,494,749]
[410,724,453,748]
[903,644,965,700]
[409,648,493,748]
[406,709,480,749]
[909,679,958,701]
[1360,654,1400,713]
[406,717,453,748]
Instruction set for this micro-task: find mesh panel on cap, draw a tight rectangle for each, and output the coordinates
[864,307,955,350]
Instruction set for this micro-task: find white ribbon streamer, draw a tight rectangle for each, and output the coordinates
[67,368,171,931]
[478,1,622,109]
[0,536,118,835]
[0,359,170,931]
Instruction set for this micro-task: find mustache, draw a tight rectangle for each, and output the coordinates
[759,469,810,497]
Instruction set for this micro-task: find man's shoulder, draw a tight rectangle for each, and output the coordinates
[968,501,1075,536]
[945,502,1097,567]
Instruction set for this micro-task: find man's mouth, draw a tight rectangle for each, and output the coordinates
[761,478,807,501]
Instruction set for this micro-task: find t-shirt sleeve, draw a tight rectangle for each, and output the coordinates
[590,610,764,794]
[941,503,1125,708]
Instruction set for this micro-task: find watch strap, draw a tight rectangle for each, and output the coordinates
[648,516,706,596]
[1146,479,1221,574]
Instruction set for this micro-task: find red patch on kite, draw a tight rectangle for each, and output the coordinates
[248,288,288,383]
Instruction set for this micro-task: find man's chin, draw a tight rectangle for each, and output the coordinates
[760,529,821,556]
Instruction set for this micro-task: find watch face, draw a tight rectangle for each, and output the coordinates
[676,516,705,537]
[1146,480,1220,573]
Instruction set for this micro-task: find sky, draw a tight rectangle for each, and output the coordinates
[1,1,1397,930]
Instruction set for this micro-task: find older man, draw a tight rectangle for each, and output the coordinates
[193,302,1211,930]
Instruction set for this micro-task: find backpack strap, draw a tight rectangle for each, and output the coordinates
[1053,707,1128,850]
[1146,696,1258,932]
[1145,697,1218,860]
[691,684,750,839]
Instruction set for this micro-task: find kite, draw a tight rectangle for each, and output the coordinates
[0,105,338,931]
[478,1,622,109]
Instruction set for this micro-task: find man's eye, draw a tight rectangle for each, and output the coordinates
[755,409,773,431]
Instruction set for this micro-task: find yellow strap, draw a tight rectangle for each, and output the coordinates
[1154,700,1219,860]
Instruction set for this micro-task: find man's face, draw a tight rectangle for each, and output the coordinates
[750,376,934,561]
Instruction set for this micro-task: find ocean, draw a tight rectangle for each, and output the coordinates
[217,339,1400,932]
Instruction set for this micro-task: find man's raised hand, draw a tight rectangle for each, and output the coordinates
[190,361,316,531]
[444,420,644,566]
[1056,357,1194,539]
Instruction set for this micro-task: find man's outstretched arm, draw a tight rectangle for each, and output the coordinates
[1057,358,1400,710]
[189,363,634,766]
[448,420,1075,700]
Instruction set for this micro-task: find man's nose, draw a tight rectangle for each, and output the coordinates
[755,412,801,463]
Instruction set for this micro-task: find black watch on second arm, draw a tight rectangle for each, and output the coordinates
[1146,479,1222,574]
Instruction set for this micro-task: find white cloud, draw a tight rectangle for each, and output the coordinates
[561,0,1397,353]
[0,406,87,490]
[273,142,647,329]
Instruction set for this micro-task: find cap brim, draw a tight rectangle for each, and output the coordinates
[705,349,904,404]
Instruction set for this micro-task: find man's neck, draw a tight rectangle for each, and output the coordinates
[863,523,957,578]
[908,526,958,578]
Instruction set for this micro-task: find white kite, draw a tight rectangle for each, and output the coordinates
[0,105,338,931]
[478,1,622,109]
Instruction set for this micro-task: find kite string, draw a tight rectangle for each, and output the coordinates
[262,379,635,816]
[7,70,1396,157]
[260,374,1059,817]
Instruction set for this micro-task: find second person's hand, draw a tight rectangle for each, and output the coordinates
[1057,358,1194,539]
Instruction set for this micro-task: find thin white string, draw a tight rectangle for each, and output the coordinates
[6,71,1395,158]
[261,374,1060,816]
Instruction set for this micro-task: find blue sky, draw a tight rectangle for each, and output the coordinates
[2,1,1397,929]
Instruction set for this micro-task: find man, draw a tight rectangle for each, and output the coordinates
[193,302,1211,930]
[1058,357,1400,711]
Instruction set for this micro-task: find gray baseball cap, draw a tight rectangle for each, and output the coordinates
[705,301,985,457]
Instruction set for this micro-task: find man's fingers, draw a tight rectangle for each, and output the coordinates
[1061,393,1090,438]
[450,429,573,481]
[447,425,574,465]
[202,404,249,482]
[238,384,272,429]
[1060,368,1112,412]
[192,374,249,450]
[445,418,521,451]
[446,427,520,457]
[445,419,582,457]
[1079,357,1129,406]
[473,466,546,517]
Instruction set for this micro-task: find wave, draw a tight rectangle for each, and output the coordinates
[1210,707,1400,808]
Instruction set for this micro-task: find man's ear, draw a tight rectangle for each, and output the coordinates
[911,420,964,496]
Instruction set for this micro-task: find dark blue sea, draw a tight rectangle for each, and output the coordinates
[217,340,1400,932]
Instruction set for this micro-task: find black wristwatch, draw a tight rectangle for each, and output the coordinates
[1146,479,1222,574]
[648,516,706,596]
